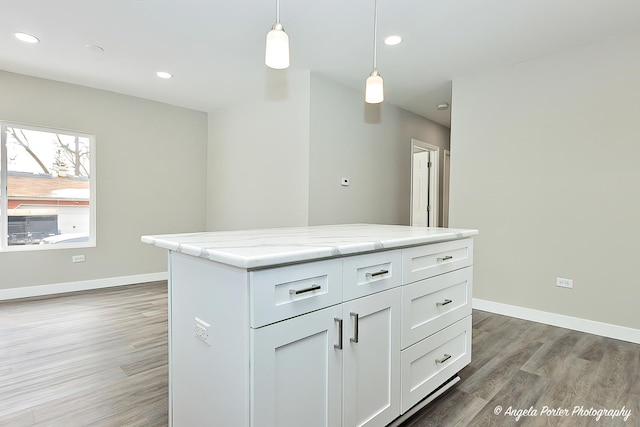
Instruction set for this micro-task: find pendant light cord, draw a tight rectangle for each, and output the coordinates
[276,0,281,24]
[372,0,378,70]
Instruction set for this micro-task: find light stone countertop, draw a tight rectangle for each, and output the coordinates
[141,223,479,269]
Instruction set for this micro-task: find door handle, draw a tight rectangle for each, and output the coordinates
[436,354,451,364]
[366,269,389,279]
[289,284,321,295]
[350,312,359,343]
[334,318,343,350]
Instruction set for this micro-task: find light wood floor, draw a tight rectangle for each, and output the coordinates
[1,282,638,426]
[0,282,168,426]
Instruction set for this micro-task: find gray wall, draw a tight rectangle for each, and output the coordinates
[0,71,208,289]
[450,34,640,329]
[206,70,311,231]
[308,74,450,226]
[207,71,449,231]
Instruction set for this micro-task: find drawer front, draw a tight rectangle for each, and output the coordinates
[400,316,471,413]
[250,259,342,328]
[401,267,472,349]
[342,250,402,301]
[402,238,473,284]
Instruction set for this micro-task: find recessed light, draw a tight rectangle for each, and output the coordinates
[14,32,39,44]
[156,71,173,79]
[384,35,402,46]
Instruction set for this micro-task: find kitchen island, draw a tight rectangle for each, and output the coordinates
[142,223,478,427]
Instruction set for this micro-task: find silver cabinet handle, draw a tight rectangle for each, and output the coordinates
[437,299,453,306]
[366,269,389,278]
[437,255,454,262]
[436,354,451,364]
[334,318,343,350]
[289,284,321,295]
[350,312,359,343]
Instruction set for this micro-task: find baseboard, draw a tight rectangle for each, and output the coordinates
[0,272,169,300]
[473,298,640,344]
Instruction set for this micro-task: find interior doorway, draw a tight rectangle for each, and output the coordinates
[410,139,439,227]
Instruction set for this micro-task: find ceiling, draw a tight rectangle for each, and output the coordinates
[2,0,640,128]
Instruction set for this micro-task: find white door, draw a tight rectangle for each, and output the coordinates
[342,288,401,427]
[410,139,439,227]
[412,151,430,227]
[251,305,343,427]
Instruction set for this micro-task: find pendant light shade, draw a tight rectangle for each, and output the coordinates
[365,70,384,104]
[365,0,384,104]
[265,0,290,69]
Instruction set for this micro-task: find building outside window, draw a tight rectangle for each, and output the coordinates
[0,122,95,251]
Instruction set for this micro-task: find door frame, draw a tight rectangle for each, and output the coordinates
[410,139,439,227]
[442,149,450,228]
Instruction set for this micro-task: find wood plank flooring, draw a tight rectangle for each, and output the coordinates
[1,282,639,426]
[0,282,168,426]
[403,310,640,427]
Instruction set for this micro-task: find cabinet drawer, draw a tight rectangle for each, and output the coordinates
[401,267,472,349]
[400,315,471,413]
[342,250,402,301]
[402,239,473,284]
[250,259,342,328]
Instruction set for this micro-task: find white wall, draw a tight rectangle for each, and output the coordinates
[308,74,450,226]
[0,71,208,290]
[207,70,311,231]
[450,35,640,329]
[207,72,449,231]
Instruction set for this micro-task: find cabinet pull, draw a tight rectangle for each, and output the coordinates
[350,312,359,343]
[437,299,453,306]
[289,284,321,295]
[436,354,452,364]
[334,318,343,350]
[437,255,454,262]
[366,269,389,278]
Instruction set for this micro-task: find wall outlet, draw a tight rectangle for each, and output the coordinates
[556,277,573,289]
[195,317,211,346]
[72,255,86,263]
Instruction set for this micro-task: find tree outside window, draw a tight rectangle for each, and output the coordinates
[0,122,95,250]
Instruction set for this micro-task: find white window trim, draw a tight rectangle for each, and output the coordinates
[0,121,96,252]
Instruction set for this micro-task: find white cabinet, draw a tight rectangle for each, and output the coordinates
[342,288,401,427]
[250,259,343,328]
[402,238,473,284]
[252,286,401,427]
[165,237,475,427]
[401,267,473,349]
[251,305,343,427]
[400,316,472,413]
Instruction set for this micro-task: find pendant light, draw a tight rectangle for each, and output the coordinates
[365,0,384,104]
[265,0,290,69]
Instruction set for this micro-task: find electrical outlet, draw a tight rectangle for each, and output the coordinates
[556,277,573,289]
[195,317,211,345]
[72,255,86,263]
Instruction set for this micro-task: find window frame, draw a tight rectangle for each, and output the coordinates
[0,121,96,252]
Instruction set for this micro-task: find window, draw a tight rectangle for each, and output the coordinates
[0,122,95,251]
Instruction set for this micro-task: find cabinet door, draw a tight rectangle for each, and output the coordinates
[342,288,401,427]
[400,315,471,413]
[251,305,343,427]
